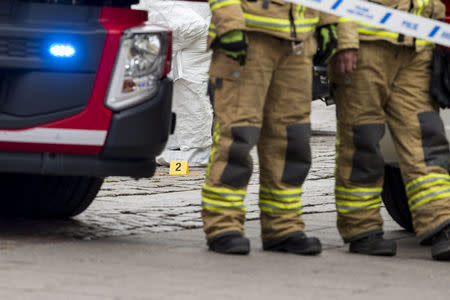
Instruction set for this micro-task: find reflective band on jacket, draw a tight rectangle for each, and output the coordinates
[209,0,241,11]
[405,173,450,211]
[209,24,217,38]
[259,186,303,214]
[357,22,398,38]
[416,39,433,45]
[202,185,246,212]
[338,17,353,22]
[244,13,318,33]
[414,0,429,17]
[335,186,382,213]
[341,5,431,46]
[356,22,432,46]
[413,0,430,45]
[296,5,306,19]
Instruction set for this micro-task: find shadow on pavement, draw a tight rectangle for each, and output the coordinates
[0,217,109,240]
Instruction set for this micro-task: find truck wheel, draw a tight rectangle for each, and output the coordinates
[0,173,103,218]
[381,165,414,232]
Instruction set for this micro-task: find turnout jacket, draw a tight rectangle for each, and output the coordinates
[337,0,446,52]
[207,0,337,47]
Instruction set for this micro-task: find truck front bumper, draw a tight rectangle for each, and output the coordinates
[0,79,173,178]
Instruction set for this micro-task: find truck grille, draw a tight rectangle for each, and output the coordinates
[0,2,106,129]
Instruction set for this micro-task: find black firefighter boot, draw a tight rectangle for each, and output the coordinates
[349,232,397,256]
[431,224,450,261]
[263,231,322,255]
[208,231,250,255]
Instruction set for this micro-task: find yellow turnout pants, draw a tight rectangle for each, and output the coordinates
[331,41,450,242]
[202,32,316,242]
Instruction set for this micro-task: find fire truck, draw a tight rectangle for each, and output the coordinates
[0,0,173,217]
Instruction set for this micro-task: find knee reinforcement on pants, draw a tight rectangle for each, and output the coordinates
[221,126,260,188]
[350,124,385,183]
[282,123,312,186]
[418,111,450,170]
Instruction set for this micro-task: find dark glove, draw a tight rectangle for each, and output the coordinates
[314,24,338,66]
[219,30,248,66]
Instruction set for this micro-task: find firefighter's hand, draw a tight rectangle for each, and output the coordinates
[314,24,338,66]
[331,49,357,74]
[219,30,248,66]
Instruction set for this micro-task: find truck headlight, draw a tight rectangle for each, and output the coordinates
[106,26,171,111]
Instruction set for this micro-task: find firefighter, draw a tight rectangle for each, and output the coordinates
[202,0,336,255]
[329,0,450,260]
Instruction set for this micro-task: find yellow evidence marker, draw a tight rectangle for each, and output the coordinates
[169,161,189,175]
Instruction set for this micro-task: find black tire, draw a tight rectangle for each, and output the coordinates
[381,165,414,232]
[0,173,103,218]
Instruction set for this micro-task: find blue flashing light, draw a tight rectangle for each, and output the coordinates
[50,44,76,58]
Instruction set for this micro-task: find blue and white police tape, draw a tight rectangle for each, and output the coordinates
[284,0,450,47]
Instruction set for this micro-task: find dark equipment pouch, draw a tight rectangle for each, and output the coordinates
[430,46,450,109]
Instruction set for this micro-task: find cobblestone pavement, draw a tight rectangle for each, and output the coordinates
[0,135,336,241]
[0,101,337,240]
[310,100,336,133]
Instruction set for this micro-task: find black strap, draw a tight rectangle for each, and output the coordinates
[289,4,297,38]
